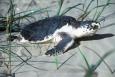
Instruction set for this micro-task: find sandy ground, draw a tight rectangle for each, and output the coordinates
[0,0,115,77]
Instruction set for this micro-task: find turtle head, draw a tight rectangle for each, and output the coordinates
[79,21,100,37]
[86,21,100,36]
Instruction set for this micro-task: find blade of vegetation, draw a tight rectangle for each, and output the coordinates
[0,5,51,32]
[77,0,115,21]
[56,0,64,16]
[98,11,115,22]
[78,0,95,20]
[83,46,114,74]
[14,7,51,21]
[6,0,15,75]
[91,2,115,21]
[92,0,99,20]
[77,11,90,20]
[95,0,111,21]
[90,3,115,12]
[80,46,115,77]
[57,52,77,69]
[60,3,83,16]
[15,6,52,16]
[0,45,46,71]
[92,49,115,71]
[54,55,59,69]
[82,0,87,10]
[84,0,95,13]
[78,47,91,71]
[99,23,115,30]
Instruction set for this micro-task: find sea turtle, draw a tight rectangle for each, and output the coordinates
[10,16,100,56]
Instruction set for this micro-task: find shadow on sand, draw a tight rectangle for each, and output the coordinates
[77,33,114,41]
[68,33,115,51]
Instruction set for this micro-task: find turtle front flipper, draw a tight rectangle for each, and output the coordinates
[45,33,74,56]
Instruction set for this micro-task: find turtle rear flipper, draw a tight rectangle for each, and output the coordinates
[45,33,74,56]
[7,35,22,41]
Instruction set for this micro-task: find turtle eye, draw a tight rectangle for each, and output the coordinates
[93,25,99,29]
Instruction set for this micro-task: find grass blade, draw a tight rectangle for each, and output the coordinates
[95,0,111,21]
[84,0,95,13]
[56,0,64,16]
[54,55,59,69]
[83,46,114,74]
[98,11,115,22]
[57,52,77,69]
[14,7,51,21]
[60,3,83,16]
[92,0,99,20]
[77,0,115,21]
[99,23,115,30]
[92,50,115,71]
[82,0,87,10]
[90,3,115,12]
[77,0,95,20]
[78,47,91,70]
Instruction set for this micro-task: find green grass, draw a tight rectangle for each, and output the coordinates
[0,1,51,32]
[0,0,51,76]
